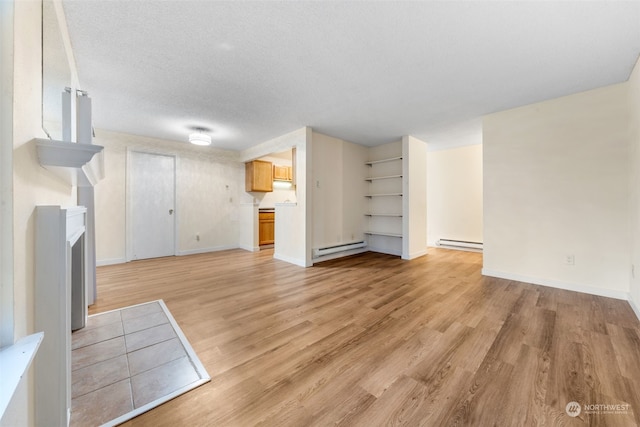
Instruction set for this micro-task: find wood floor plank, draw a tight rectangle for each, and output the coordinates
[307,385,376,427]
[348,375,433,426]
[87,248,640,426]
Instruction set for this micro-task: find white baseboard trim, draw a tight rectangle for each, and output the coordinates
[239,244,260,252]
[402,248,428,260]
[368,246,402,257]
[481,268,629,301]
[273,252,308,267]
[177,245,238,256]
[96,257,126,267]
[628,296,640,322]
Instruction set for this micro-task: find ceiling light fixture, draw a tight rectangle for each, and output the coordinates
[189,128,212,146]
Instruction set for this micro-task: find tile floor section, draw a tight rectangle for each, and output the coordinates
[70,301,207,427]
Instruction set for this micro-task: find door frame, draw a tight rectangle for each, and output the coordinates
[125,148,178,262]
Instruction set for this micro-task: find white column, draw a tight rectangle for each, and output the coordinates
[76,92,97,305]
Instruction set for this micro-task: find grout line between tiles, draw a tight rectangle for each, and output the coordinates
[72,365,130,400]
[71,300,210,426]
[71,352,125,373]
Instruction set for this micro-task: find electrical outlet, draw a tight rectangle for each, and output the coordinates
[565,254,575,265]
[196,234,200,242]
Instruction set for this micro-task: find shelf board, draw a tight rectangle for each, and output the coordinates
[35,138,105,187]
[365,174,402,181]
[365,193,403,197]
[364,213,403,217]
[365,156,402,165]
[364,231,403,238]
[0,332,44,419]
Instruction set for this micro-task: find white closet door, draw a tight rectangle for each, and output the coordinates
[130,151,176,260]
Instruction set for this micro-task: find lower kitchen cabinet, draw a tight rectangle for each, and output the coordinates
[259,211,275,245]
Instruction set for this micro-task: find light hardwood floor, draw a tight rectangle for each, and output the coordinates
[92,248,640,426]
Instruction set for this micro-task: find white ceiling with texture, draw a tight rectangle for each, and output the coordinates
[62,1,640,151]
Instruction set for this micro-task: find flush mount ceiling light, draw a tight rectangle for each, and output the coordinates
[189,128,212,146]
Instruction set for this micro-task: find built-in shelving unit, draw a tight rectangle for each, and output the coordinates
[364,147,404,256]
[363,137,428,260]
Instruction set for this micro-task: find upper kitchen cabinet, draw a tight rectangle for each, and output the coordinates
[273,164,292,182]
[246,160,273,192]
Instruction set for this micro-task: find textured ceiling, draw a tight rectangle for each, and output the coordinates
[62,1,640,151]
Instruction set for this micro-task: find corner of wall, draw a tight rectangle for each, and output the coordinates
[628,53,640,319]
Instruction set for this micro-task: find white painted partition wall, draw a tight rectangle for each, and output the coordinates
[311,132,368,262]
[34,206,87,427]
[402,136,428,260]
[238,203,260,252]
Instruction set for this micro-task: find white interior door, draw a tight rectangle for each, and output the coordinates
[130,151,176,260]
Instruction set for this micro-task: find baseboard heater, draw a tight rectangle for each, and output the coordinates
[313,241,367,258]
[437,239,483,251]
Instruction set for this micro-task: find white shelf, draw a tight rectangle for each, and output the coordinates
[35,138,105,187]
[365,156,403,165]
[365,174,402,181]
[364,213,402,217]
[0,332,44,419]
[365,193,403,198]
[364,231,403,238]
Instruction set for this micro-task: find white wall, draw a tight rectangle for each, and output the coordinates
[94,129,243,264]
[427,144,483,246]
[2,1,78,425]
[0,0,14,352]
[403,135,428,259]
[312,132,367,250]
[483,83,630,299]
[629,55,640,317]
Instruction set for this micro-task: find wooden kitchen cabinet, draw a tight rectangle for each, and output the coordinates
[245,160,273,192]
[273,165,292,182]
[259,211,275,245]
